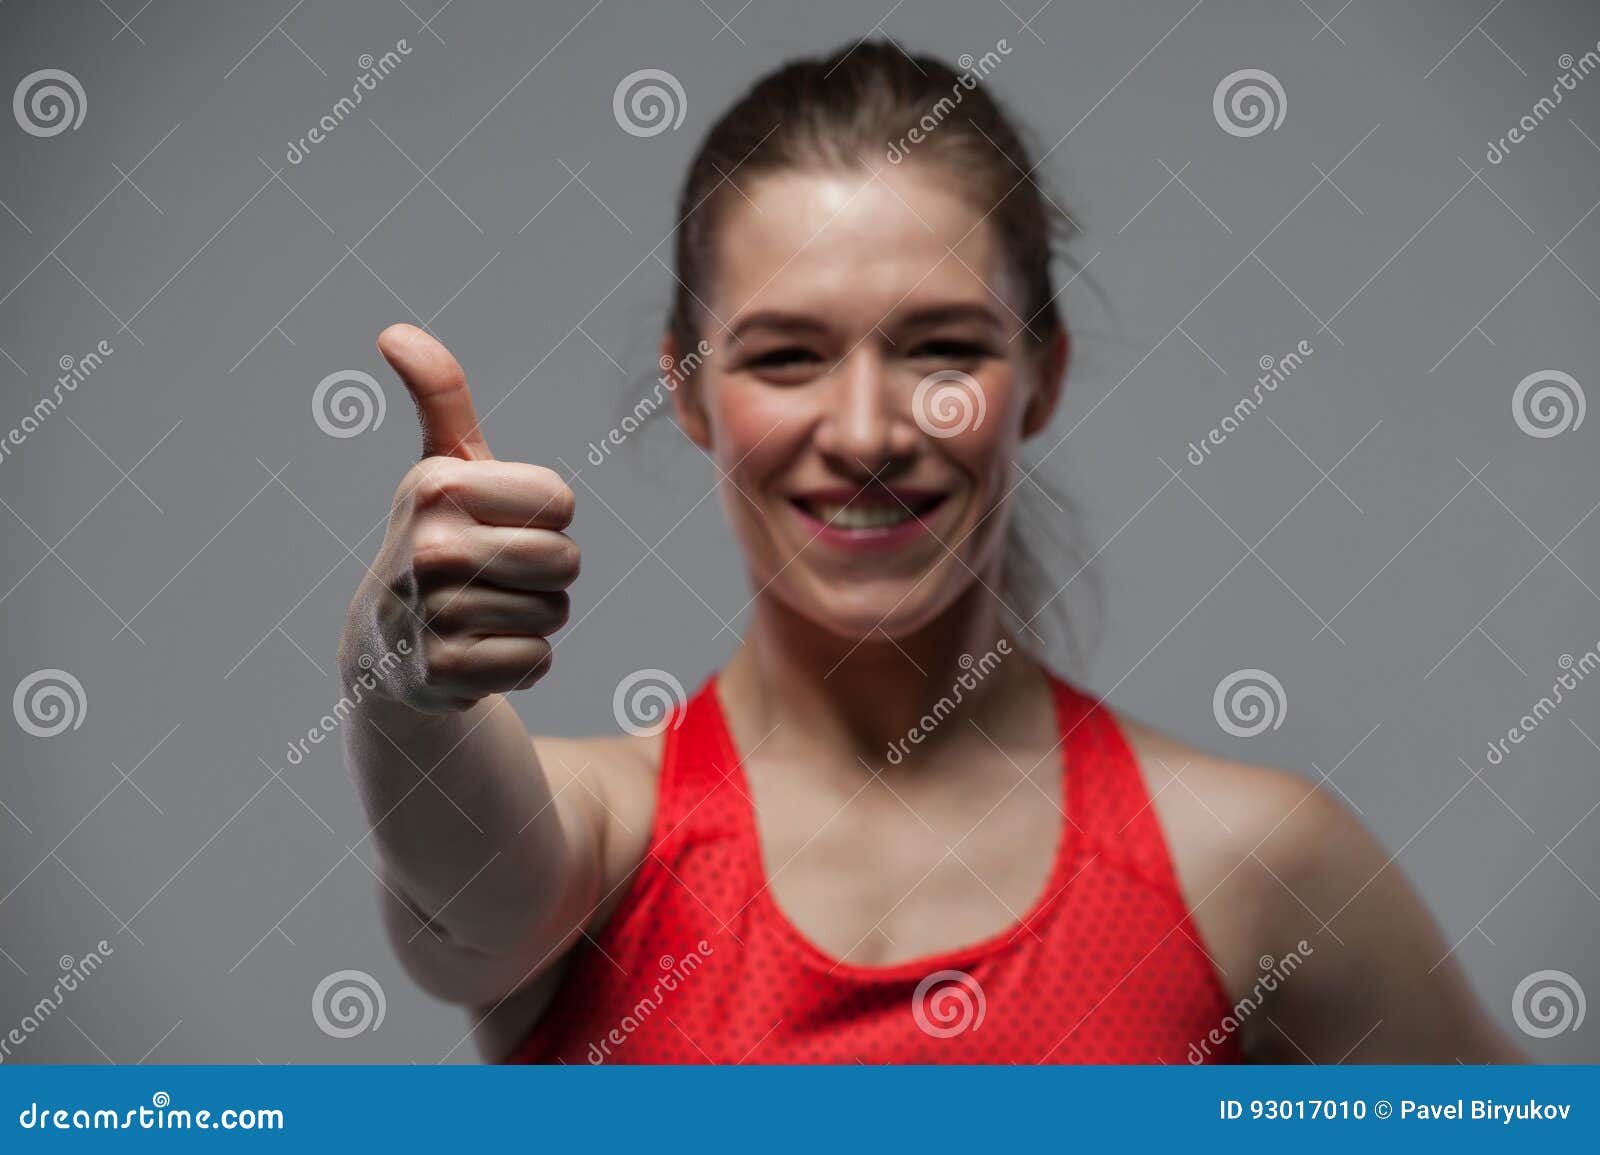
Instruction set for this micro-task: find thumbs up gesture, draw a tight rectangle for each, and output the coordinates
[342,324,578,713]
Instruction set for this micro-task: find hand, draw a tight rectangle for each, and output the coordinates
[342,324,578,713]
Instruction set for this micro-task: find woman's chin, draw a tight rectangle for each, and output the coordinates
[776,574,954,645]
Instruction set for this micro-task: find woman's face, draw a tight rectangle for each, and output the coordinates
[672,161,1066,643]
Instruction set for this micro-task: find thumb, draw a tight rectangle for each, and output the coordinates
[376,323,492,461]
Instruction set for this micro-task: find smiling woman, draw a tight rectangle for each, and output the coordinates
[337,40,1522,1065]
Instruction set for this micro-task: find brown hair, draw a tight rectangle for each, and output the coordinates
[669,39,1074,355]
[664,40,1099,662]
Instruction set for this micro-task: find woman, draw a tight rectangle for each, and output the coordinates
[338,42,1520,1063]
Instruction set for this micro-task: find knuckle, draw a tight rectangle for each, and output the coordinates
[510,465,573,525]
[410,523,468,577]
[399,458,438,498]
[397,458,431,494]
[418,586,462,627]
[524,463,565,492]
[543,482,576,526]
[431,362,468,398]
[420,637,472,685]
[550,536,581,582]
[409,459,473,509]
[508,642,554,689]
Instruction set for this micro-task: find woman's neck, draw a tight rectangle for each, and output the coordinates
[719,582,1040,770]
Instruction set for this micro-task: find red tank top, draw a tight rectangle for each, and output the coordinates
[507,671,1239,1064]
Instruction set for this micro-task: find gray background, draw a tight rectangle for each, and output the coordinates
[2,0,1598,1063]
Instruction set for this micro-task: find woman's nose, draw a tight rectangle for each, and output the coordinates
[813,353,919,470]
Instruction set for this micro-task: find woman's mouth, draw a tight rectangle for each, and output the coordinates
[787,488,950,552]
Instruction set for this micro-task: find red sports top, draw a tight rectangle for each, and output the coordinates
[507,671,1239,1064]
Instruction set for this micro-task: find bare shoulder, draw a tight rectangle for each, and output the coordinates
[1107,708,1519,1062]
[1112,711,1350,888]
[1108,712,1336,983]
[1114,712,1329,848]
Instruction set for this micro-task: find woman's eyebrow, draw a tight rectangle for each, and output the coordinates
[728,303,1003,343]
[892,303,1004,330]
[728,311,830,341]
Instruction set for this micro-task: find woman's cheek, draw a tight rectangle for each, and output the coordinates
[712,388,811,475]
[706,391,799,558]
[941,380,1024,553]
[948,407,1014,490]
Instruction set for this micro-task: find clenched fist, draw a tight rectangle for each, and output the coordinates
[341,324,578,713]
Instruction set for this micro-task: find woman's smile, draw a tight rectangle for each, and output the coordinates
[785,484,954,553]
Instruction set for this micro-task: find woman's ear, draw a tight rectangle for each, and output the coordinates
[664,332,713,449]
[1022,328,1069,438]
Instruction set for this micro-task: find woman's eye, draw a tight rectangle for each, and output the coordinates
[911,339,991,361]
[747,347,821,370]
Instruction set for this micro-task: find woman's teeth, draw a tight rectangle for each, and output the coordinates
[802,499,937,530]
[815,503,913,529]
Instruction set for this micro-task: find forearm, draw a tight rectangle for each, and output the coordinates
[341,654,588,959]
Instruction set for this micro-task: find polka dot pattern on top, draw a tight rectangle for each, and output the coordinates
[506,672,1240,1064]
